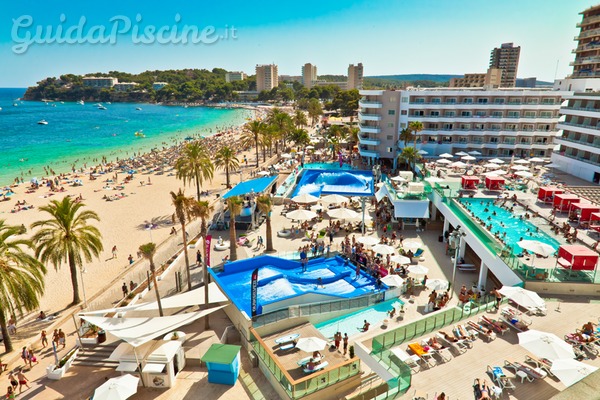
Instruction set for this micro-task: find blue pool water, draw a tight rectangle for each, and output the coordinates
[212,255,381,316]
[292,169,374,197]
[303,162,356,171]
[459,198,561,255]
[315,298,404,339]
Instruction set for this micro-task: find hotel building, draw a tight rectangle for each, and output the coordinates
[226,71,247,83]
[358,88,570,168]
[82,77,118,88]
[347,63,364,90]
[301,63,318,89]
[449,68,502,89]
[489,43,520,88]
[255,64,279,92]
[571,4,600,79]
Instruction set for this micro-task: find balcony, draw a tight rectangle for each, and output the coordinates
[359,124,381,134]
[575,27,600,40]
[573,43,600,53]
[358,100,382,109]
[555,135,600,150]
[570,55,600,66]
[577,14,600,27]
[359,147,380,158]
[557,151,600,166]
[359,135,381,146]
[358,112,382,121]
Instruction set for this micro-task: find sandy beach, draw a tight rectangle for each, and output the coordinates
[0,106,274,315]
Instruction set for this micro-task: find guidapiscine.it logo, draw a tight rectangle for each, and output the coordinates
[11,14,238,54]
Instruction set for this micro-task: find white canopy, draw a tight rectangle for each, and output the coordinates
[79,283,228,316]
[393,200,430,218]
[81,306,226,347]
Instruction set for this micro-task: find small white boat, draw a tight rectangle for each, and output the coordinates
[77,100,84,105]
[98,105,107,110]
[136,107,142,111]
[13,103,18,107]
[106,102,112,105]
[0,107,2,111]
[38,120,48,125]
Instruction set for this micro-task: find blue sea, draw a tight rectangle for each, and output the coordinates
[0,88,251,185]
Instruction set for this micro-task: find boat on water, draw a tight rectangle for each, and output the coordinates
[136,107,142,111]
[77,100,84,105]
[13,103,18,107]
[107,102,112,105]
[0,107,2,111]
[38,120,48,125]
[134,130,146,138]
[98,105,107,110]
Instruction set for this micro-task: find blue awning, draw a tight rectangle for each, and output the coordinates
[222,176,278,200]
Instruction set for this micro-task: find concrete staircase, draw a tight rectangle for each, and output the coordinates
[71,343,120,368]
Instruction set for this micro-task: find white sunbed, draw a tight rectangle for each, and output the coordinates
[390,347,421,371]
[303,361,329,374]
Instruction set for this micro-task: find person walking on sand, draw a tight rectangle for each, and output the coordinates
[20,347,29,369]
[122,282,128,297]
[52,329,59,347]
[5,386,16,399]
[58,329,66,349]
[16,370,29,394]
[8,372,18,392]
[112,245,118,259]
[40,329,48,348]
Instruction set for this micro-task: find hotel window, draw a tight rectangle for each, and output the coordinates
[475,124,485,130]
[463,98,473,104]
[387,147,394,152]
[447,98,456,104]
[475,111,486,117]
[401,110,407,115]
[413,111,424,116]
[494,98,505,104]
[390,97,396,102]
[414,98,425,103]
[444,111,455,117]
[477,98,488,104]
[401,97,408,103]
[461,111,471,117]
[523,124,534,131]
[538,124,551,131]
[430,111,440,116]
[524,112,535,118]
[507,111,520,118]
[442,123,454,130]
[460,124,470,130]
[491,124,502,130]
[400,123,407,128]
[387,135,393,140]
[527,98,539,104]
[539,111,552,118]
[388,110,396,115]
[541,98,555,105]
[427,123,438,130]
[506,124,517,131]
[492,111,503,117]
[387,123,394,128]
[431,98,441,104]
[489,137,499,143]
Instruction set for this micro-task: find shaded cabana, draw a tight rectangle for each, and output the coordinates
[485,176,505,191]
[461,176,479,190]
[553,193,580,212]
[557,245,599,273]
[537,187,563,204]
[570,203,600,223]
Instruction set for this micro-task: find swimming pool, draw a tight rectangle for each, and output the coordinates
[211,255,381,316]
[459,198,561,255]
[292,169,374,198]
[303,162,356,170]
[315,298,404,339]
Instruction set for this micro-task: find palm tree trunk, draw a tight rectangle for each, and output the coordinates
[201,230,210,330]
[262,146,266,162]
[181,221,192,291]
[68,252,81,305]
[225,165,230,188]
[255,136,260,168]
[0,309,13,353]
[195,172,201,199]
[265,216,274,252]
[229,219,238,262]
[150,261,164,316]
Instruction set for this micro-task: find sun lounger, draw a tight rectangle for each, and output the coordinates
[457,263,477,272]
[436,332,468,354]
[480,316,510,336]
[450,326,475,345]
[303,360,329,373]
[486,365,516,391]
[501,307,532,326]
[499,310,530,332]
[390,347,421,372]
[503,360,547,382]
[524,355,554,377]
[297,355,323,367]
[420,338,452,362]
[408,343,436,367]
[565,333,599,356]
[468,321,496,341]
[279,342,296,351]
[457,324,478,341]
[473,379,502,400]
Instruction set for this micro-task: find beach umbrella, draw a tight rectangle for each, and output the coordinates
[450,161,468,168]
[468,151,482,155]
[402,241,423,251]
[514,171,533,178]
[489,158,505,164]
[390,255,411,265]
[320,194,349,204]
[92,374,139,400]
[483,169,508,176]
[483,163,501,169]
[292,193,320,204]
[461,155,476,161]
[550,358,598,387]
[498,286,546,311]
[281,153,293,159]
[439,153,454,158]
[418,150,428,155]
[313,150,323,155]
[310,204,325,211]
[256,171,270,176]
[514,159,530,164]
[529,157,545,163]
[408,264,429,275]
[305,145,315,150]
[390,176,407,182]
[357,236,380,246]
[436,159,452,165]
[510,165,529,171]
[286,209,318,221]
[518,330,575,360]
[424,177,444,183]
[328,208,359,220]
[455,151,469,156]
[371,243,396,255]
[425,279,449,291]
[382,275,405,287]
[296,337,328,352]
[517,240,556,257]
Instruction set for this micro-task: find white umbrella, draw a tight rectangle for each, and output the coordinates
[514,159,530,164]
[296,337,328,352]
[425,177,444,183]
[439,153,454,158]
[321,194,349,204]
[93,374,139,400]
[551,358,599,387]
[514,171,533,178]
[468,151,482,155]
[498,286,546,311]
[450,161,468,168]
[529,157,545,163]
[292,193,319,204]
[286,209,318,221]
[455,151,469,156]
[418,150,428,155]
[510,165,529,171]
[357,236,380,246]
[517,240,556,257]
[483,163,501,169]
[382,275,405,287]
[390,255,411,265]
[425,279,449,291]
[305,145,315,150]
[256,171,270,176]
[489,158,505,164]
[483,169,508,176]
[372,243,396,255]
[328,208,359,219]
[436,159,452,165]
[518,330,575,360]
[461,155,476,161]
[313,150,323,155]
[281,153,293,159]
[390,176,407,182]
[408,264,429,275]
[402,241,423,251]
[311,204,325,211]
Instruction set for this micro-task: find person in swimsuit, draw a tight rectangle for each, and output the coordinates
[475,378,491,400]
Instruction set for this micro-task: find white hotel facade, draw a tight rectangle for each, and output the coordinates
[358,88,571,169]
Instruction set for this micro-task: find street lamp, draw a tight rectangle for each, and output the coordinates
[449,226,466,299]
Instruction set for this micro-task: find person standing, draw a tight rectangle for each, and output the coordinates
[128,254,134,265]
[300,249,307,272]
[196,250,202,266]
[343,333,349,355]
[122,282,128,298]
[8,372,18,392]
[20,348,29,369]
[40,330,48,348]
[112,245,118,259]
[334,332,342,350]
[58,329,66,349]
[16,370,29,394]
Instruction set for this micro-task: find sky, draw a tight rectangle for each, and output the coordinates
[0,0,595,87]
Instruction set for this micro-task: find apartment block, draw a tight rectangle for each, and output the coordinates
[347,63,364,90]
[302,63,318,89]
[571,4,600,79]
[449,68,502,89]
[255,64,279,92]
[489,43,520,87]
[113,82,139,92]
[226,71,247,83]
[552,93,600,183]
[82,77,118,88]
[358,90,401,164]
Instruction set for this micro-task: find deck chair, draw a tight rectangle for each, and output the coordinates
[420,338,452,362]
[303,361,328,374]
[524,354,554,377]
[458,324,478,341]
[467,321,496,341]
[390,347,421,372]
[480,316,509,336]
[565,333,599,356]
[408,343,436,367]
[413,248,425,259]
[486,365,516,391]
[504,360,547,382]
[436,332,468,354]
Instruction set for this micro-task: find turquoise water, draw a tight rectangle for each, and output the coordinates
[304,162,356,170]
[315,298,404,339]
[292,169,374,197]
[459,198,561,255]
[0,88,250,185]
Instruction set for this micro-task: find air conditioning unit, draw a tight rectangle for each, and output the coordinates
[249,350,259,368]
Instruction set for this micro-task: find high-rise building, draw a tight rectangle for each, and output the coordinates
[449,68,502,89]
[225,71,246,83]
[571,4,600,79]
[489,43,520,87]
[255,64,279,92]
[302,63,318,89]
[347,63,364,90]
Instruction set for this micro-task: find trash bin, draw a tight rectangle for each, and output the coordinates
[438,235,443,242]
[97,330,107,344]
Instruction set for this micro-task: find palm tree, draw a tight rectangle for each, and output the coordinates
[226,196,243,262]
[399,128,414,146]
[308,98,323,126]
[138,242,163,317]
[171,189,196,291]
[326,125,349,158]
[256,195,275,253]
[175,142,214,200]
[268,110,293,149]
[194,200,214,329]
[214,146,240,189]
[31,197,103,305]
[399,147,422,171]
[0,221,46,352]
[409,121,424,147]
[242,120,265,168]
[293,110,308,128]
